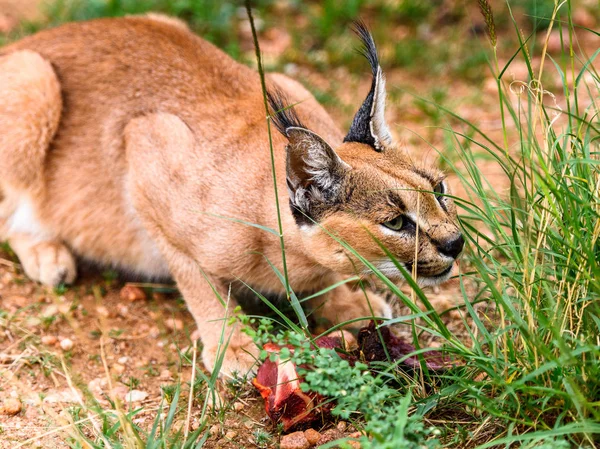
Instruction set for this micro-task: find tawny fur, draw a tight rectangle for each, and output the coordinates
[0,16,462,376]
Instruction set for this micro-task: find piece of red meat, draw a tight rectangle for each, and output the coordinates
[357,321,449,371]
[252,343,334,431]
[253,323,450,431]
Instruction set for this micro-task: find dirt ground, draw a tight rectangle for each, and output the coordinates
[0,1,598,448]
[0,251,476,448]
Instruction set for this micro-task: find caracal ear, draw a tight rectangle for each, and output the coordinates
[267,90,350,224]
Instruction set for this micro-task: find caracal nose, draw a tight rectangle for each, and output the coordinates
[437,234,465,259]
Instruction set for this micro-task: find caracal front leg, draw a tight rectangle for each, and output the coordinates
[124,112,258,377]
[8,234,77,286]
[0,50,77,287]
[171,255,259,377]
[308,279,392,332]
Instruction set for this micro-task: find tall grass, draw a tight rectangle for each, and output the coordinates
[399,1,600,445]
[270,1,600,447]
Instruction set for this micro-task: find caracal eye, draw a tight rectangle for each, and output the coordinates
[382,215,404,231]
[433,182,445,196]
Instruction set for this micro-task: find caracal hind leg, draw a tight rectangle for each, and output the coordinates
[124,112,258,377]
[0,50,62,191]
[0,50,76,286]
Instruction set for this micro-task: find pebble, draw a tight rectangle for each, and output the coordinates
[43,390,81,404]
[125,390,148,402]
[42,304,59,317]
[232,401,244,412]
[88,378,107,396]
[225,430,237,440]
[159,369,172,380]
[165,318,183,331]
[546,29,568,53]
[573,9,595,28]
[0,398,22,415]
[304,428,321,445]
[316,428,343,446]
[280,431,310,449]
[110,384,129,400]
[152,291,166,302]
[119,285,147,302]
[41,335,58,345]
[60,338,74,351]
[117,304,129,318]
[209,424,220,436]
[96,305,111,318]
[118,356,129,364]
[337,421,347,432]
[112,363,125,374]
[4,295,28,312]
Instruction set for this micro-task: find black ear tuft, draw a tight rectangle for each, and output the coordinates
[344,20,393,152]
[266,89,307,136]
[353,19,379,79]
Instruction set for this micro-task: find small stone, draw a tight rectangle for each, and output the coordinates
[316,428,343,446]
[225,430,237,439]
[337,421,347,432]
[41,335,58,345]
[120,285,147,302]
[88,378,107,396]
[280,431,310,449]
[117,304,129,317]
[159,369,172,380]
[152,291,166,301]
[164,318,183,331]
[96,305,111,318]
[43,389,81,403]
[573,8,595,28]
[223,418,239,428]
[57,302,71,314]
[112,363,125,374]
[125,390,148,402]
[209,424,220,436]
[4,295,28,312]
[60,338,74,351]
[118,356,129,364]
[110,384,129,400]
[42,304,59,317]
[25,317,42,328]
[232,401,244,412]
[304,428,321,445]
[1,398,22,415]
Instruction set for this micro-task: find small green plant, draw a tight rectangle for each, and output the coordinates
[160,383,178,404]
[122,376,140,389]
[253,428,272,448]
[141,361,159,377]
